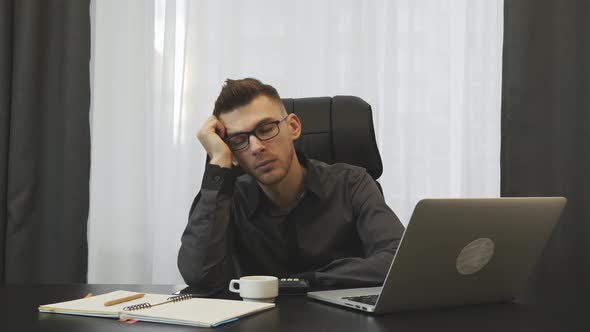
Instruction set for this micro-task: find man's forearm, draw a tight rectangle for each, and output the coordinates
[177,165,237,290]
[306,249,396,288]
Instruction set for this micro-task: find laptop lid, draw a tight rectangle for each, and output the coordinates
[372,197,566,313]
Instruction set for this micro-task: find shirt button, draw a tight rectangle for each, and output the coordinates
[212,175,221,183]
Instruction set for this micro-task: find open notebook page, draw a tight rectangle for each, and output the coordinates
[119,298,275,327]
[38,290,171,318]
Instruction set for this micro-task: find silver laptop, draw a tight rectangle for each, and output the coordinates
[307,197,567,314]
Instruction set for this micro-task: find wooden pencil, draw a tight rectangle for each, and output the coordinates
[104,293,145,307]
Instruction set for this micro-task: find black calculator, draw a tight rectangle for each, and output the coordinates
[279,278,310,294]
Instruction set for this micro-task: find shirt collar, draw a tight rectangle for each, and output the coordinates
[298,151,329,203]
[244,149,328,218]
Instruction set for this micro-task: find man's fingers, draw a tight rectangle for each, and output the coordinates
[213,119,226,139]
[196,115,232,167]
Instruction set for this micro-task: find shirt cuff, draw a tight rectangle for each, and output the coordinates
[201,163,239,193]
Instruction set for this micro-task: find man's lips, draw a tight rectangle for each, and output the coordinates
[255,160,274,170]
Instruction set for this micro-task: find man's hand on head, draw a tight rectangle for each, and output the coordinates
[197,115,233,168]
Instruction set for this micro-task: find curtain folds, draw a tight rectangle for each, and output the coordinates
[501,0,590,302]
[0,0,91,283]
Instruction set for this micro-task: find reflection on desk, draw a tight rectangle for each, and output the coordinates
[0,284,584,332]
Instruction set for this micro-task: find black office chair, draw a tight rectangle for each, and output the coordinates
[282,96,384,193]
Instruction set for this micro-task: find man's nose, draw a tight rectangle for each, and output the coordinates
[249,135,265,153]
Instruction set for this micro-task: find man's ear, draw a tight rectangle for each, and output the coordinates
[232,155,240,167]
[287,113,302,140]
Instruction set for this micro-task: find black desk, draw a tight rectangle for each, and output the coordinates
[0,284,583,331]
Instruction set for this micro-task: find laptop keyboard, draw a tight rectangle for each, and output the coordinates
[341,294,378,306]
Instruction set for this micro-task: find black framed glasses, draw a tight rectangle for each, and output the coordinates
[224,114,289,151]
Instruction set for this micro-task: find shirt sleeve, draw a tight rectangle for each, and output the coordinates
[177,164,239,293]
[306,169,405,288]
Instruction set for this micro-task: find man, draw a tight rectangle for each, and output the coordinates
[178,78,404,293]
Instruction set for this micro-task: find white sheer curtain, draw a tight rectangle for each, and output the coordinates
[89,0,503,284]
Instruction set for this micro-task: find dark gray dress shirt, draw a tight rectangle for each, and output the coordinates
[178,152,405,292]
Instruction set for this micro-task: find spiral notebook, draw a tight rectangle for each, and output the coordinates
[38,290,275,328]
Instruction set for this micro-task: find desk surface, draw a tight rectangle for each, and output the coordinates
[0,284,583,332]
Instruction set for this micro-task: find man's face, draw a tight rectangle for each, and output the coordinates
[219,95,301,186]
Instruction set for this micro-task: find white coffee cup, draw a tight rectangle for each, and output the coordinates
[228,275,279,303]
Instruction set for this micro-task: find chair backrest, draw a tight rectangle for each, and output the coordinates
[282,96,383,182]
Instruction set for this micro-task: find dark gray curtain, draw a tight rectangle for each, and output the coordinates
[502,0,590,302]
[0,0,90,283]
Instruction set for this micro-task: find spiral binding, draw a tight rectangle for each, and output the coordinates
[122,293,192,311]
[167,294,192,302]
[123,302,152,311]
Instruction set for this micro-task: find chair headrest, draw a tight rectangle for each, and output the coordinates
[282,96,383,180]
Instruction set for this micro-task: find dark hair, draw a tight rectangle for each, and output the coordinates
[213,78,283,117]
